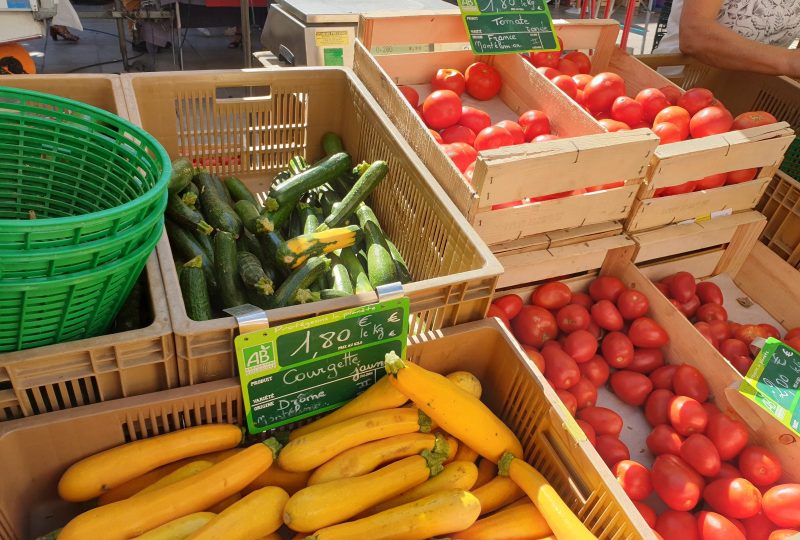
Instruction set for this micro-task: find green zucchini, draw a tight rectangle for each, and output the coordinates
[320,190,342,218]
[286,206,304,239]
[180,183,200,208]
[363,220,399,287]
[192,228,215,263]
[339,247,373,293]
[289,155,309,177]
[271,256,331,308]
[169,157,194,194]
[269,152,351,207]
[235,200,261,234]
[197,172,242,236]
[320,288,349,300]
[387,238,412,284]
[212,173,234,205]
[322,132,345,156]
[166,219,216,288]
[224,176,258,206]
[277,225,362,269]
[166,192,214,235]
[328,252,354,295]
[355,203,381,229]
[237,251,274,296]
[214,231,248,309]
[299,203,327,292]
[318,161,389,231]
[180,256,213,321]
[239,228,269,269]
[258,229,289,280]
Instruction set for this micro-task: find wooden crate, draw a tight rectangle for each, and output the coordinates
[0,319,650,540]
[122,68,502,385]
[758,171,800,268]
[354,14,659,252]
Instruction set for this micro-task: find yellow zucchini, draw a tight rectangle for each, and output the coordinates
[137,513,216,540]
[58,424,243,502]
[500,453,597,540]
[136,461,213,496]
[244,465,311,495]
[369,460,478,514]
[187,486,288,540]
[453,441,480,463]
[385,352,522,463]
[308,432,450,485]
[279,408,430,472]
[306,489,481,540]
[472,475,525,515]
[284,452,445,533]
[207,493,241,513]
[445,371,482,399]
[58,439,280,540]
[474,458,497,489]
[289,376,407,440]
[456,502,551,540]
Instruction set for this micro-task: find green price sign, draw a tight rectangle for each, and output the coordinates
[235,297,409,434]
[739,337,800,435]
[457,0,559,55]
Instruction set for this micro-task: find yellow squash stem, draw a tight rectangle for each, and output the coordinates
[457,502,552,540]
[472,475,525,515]
[187,486,288,540]
[499,452,598,540]
[137,513,215,540]
[384,351,522,463]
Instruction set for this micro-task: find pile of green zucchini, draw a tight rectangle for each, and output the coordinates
[165,133,412,321]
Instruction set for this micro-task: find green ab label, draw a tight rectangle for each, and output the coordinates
[243,342,277,376]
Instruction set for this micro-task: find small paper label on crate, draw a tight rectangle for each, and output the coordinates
[456,0,559,55]
[234,298,410,434]
[315,31,349,47]
[739,337,800,437]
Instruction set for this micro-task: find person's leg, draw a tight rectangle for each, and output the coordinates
[50,24,80,41]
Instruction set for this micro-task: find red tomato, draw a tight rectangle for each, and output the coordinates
[669,395,708,436]
[537,66,563,80]
[486,304,511,330]
[657,181,697,197]
[563,51,592,73]
[697,511,747,540]
[595,434,630,468]
[464,62,501,100]
[654,106,691,139]
[696,281,724,305]
[726,168,759,184]
[655,282,671,296]
[518,110,551,142]
[697,303,728,323]
[652,454,706,511]
[398,85,419,108]
[706,413,749,461]
[551,75,578,99]
[573,73,593,91]
[474,126,514,151]
[763,484,800,528]
[584,72,626,115]
[580,355,610,387]
[592,300,624,331]
[743,513,778,540]
[577,406,623,437]
[647,424,684,456]
[645,388,676,426]
[530,50,560,68]
[557,303,591,333]
[739,446,782,487]
[716,463,742,480]
[459,106,492,134]
[695,321,719,349]
[431,68,465,95]
[673,364,710,402]
[720,338,750,362]
[494,120,525,145]
[567,376,598,409]
[554,58,579,77]
[533,134,560,142]
[555,388,578,416]
[651,364,678,390]
[532,282,572,310]
[677,295,701,318]
[589,276,626,302]
[440,124,476,146]
[442,142,478,173]
[660,85,683,105]
[634,501,657,528]
[563,330,598,363]
[653,122,683,144]
[657,510,700,540]
[759,324,781,340]
[522,344,546,372]
[769,530,800,540]
[678,88,715,116]
[784,328,800,340]
[611,96,645,127]
[785,336,800,352]
[629,317,670,348]
[613,460,653,501]
[731,355,753,375]
[602,331,635,368]
[511,305,558,348]
[493,294,523,320]
[680,433,722,477]
[636,88,671,123]
[732,111,777,130]
[575,419,597,446]
[422,90,462,129]
[708,320,732,342]
[669,271,697,303]
[542,346,581,389]
[610,370,654,406]
[428,129,443,143]
[696,173,728,190]
[690,106,734,138]
[599,119,631,132]
[735,324,770,346]
[629,348,665,374]
[704,478,762,519]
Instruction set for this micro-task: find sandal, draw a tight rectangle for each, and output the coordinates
[50,25,79,42]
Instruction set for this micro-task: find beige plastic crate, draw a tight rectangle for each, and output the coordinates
[0,319,651,540]
[121,68,502,386]
[758,170,800,268]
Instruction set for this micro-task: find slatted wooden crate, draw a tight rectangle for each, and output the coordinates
[758,170,800,268]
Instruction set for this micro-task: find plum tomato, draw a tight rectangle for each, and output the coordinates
[431,68,466,95]
[645,388,676,426]
[720,338,750,362]
[695,321,719,349]
[580,355,611,387]
[743,512,778,540]
[518,110,551,142]
[610,370,654,406]
[592,300,624,331]
[422,89,462,130]
[602,331,635,368]
[398,85,419,108]
[555,388,578,416]
[634,501,657,528]
[459,105,492,134]
[657,510,699,540]
[576,418,597,446]
[493,294,523,320]
[589,275,626,302]
[650,364,678,390]
[738,446,782,487]
[696,281,724,305]
[629,317,670,348]
[673,364,710,402]
[697,303,728,323]
[680,433,722,477]
[521,344,546,372]
[532,281,572,310]
[697,511,747,540]
[629,347,665,374]
[696,173,728,190]
[669,395,708,436]
[613,460,653,501]
[464,62,502,100]
[567,376,598,410]
[763,484,800,528]
[708,320,732,342]
[557,303,591,333]
[542,345,581,389]
[726,168,759,184]
[617,289,650,320]
[652,454,706,511]
[677,295,701,318]
[595,434,630,468]
[706,412,749,461]
[669,271,697,303]
[511,305,558,348]
[577,406,623,437]
[704,477,762,519]
[486,304,511,329]
[563,329,598,363]
[647,424,684,456]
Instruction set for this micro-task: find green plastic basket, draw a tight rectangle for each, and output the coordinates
[0,223,163,351]
[0,87,170,250]
[781,138,800,180]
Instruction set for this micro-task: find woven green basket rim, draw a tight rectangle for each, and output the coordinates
[0,221,162,289]
[0,87,170,231]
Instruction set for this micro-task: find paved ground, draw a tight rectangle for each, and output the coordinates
[18,1,666,74]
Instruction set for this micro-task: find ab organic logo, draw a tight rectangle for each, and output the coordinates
[244,342,277,376]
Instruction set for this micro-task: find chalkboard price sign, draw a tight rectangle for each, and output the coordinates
[457,0,558,54]
[739,337,800,436]
[235,297,410,433]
